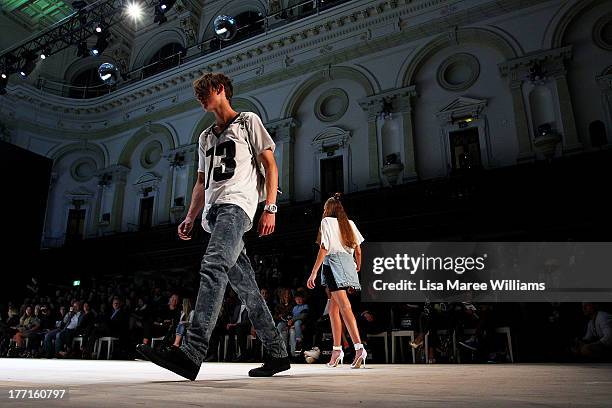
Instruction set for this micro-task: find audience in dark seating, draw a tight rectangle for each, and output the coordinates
[4,270,611,365]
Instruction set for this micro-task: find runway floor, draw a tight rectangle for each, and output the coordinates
[0,359,611,407]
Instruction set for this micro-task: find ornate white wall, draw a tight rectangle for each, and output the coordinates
[0,0,610,247]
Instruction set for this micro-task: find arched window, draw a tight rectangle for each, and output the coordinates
[229,10,265,44]
[142,42,184,78]
[69,67,106,99]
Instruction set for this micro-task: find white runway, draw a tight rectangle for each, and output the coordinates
[0,359,611,407]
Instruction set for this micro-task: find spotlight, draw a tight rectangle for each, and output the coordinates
[18,52,37,78]
[154,0,175,24]
[0,74,7,95]
[40,48,50,60]
[214,15,238,41]
[76,41,89,58]
[126,2,143,20]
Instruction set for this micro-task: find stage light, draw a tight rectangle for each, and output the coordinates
[0,74,7,94]
[154,1,175,25]
[126,2,143,20]
[18,52,37,78]
[98,62,119,85]
[214,15,238,41]
[40,48,50,60]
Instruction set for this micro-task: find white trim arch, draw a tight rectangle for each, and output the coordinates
[131,29,187,70]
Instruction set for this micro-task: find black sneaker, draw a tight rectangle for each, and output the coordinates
[248,356,290,377]
[136,344,200,381]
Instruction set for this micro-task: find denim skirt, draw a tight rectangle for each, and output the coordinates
[321,252,361,291]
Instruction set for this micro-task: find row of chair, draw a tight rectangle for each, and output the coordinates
[368,326,514,363]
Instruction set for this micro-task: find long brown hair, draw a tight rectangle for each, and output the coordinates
[316,193,357,249]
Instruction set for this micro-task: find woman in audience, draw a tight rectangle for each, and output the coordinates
[307,193,366,368]
[173,298,194,347]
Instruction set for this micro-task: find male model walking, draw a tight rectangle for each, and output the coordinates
[137,72,290,380]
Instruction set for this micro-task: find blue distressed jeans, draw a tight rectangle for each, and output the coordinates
[181,204,288,364]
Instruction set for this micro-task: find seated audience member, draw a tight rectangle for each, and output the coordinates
[27,304,54,356]
[273,288,294,326]
[572,302,612,361]
[225,299,251,362]
[129,297,150,335]
[143,293,181,346]
[0,306,18,355]
[12,305,40,353]
[277,291,310,353]
[75,302,96,356]
[42,305,72,358]
[55,300,83,357]
[84,297,129,358]
[173,298,194,347]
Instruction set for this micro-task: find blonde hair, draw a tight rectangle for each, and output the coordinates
[316,193,357,249]
[182,298,192,317]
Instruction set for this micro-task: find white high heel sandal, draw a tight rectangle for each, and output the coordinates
[326,345,344,367]
[350,343,367,369]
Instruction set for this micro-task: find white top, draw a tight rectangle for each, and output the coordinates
[319,217,365,256]
[198,112,275,232]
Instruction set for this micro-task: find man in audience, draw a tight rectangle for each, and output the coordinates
[572,302,612,361]
[55,300,83,357]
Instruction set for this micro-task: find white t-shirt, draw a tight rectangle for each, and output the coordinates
[197,112,275,232]
[319,217,365,256]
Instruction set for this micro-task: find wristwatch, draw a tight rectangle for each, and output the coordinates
[264,203,278,214]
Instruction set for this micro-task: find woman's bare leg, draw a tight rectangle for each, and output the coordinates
[330,290,363,362]
[327,293,343,363]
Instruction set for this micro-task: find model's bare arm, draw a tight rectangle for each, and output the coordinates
[307,245,329,289]
[178,172,206,240]
[257,149,278,237]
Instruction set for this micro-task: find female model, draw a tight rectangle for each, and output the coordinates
[307,193,366,368]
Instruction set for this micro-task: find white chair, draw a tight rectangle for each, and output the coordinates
[458,327,514,363]
[72,336,83,350]
[151,336,165,349]
[368,331,389,363]
[391,330,416,363]
[495,326,514,363]
[94,337,119,360]
[247,334,264,360]
[424,329,456,363]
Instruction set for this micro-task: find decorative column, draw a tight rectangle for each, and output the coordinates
[358,97,384,188]
[267,117,299,202]
[165,144,197,223]
[395,86,418,182]
[499,46,582,161]
[553,70,581,153]
[94,165,130,234]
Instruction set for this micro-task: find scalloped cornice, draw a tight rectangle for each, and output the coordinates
[1,0,546,139]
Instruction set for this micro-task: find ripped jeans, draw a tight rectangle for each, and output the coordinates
[181,204,288,364]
